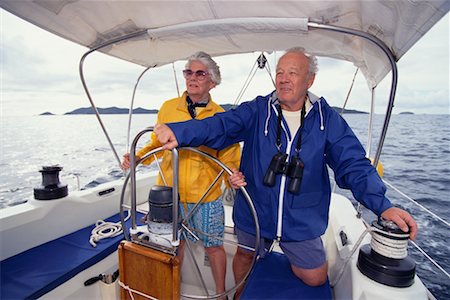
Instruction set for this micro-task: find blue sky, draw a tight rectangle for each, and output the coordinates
[1,9,449,116]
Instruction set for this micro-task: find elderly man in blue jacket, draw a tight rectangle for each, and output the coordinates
[154,47,418,298]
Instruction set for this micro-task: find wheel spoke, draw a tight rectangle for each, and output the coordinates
[181,222,200,241]
[185,225,257,252]
[182,231,211,297]
[183,170,224,224]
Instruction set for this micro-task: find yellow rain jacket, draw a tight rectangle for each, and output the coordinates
[137,92,241,203]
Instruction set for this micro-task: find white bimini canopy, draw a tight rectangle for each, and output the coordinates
[1,0,448,87]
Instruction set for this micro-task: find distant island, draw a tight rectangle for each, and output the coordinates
[65,106,158,115]
[399,111,414,115]
[40,105,367,115]
[222,104,366,114]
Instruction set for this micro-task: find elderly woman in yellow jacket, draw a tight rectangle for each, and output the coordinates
[122,51,240,298]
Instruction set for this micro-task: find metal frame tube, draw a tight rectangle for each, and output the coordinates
[79,18,397,171]
[126,65,154,152]
[78,29,149,167]
[126,126,180,244]
[308,21,398,166]
[367,87,376,157]
[128,126,154,229]
[171,148,179,245]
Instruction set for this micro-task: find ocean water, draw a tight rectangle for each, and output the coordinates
[1,114,449,298]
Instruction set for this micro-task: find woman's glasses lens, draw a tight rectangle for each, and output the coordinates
[183,69,209,81]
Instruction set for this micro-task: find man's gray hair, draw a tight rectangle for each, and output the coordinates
[186,51,221,85]
[282,47,319,75]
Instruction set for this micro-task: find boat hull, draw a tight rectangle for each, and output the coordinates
[0,172,431,299]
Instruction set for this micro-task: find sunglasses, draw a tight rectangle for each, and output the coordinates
[182,69,210,81]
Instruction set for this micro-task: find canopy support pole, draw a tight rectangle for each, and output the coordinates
[308,21,398,166]
[79,29,149,168]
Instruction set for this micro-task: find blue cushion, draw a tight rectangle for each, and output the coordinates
[1,212,144,300]
[241,252,332,299]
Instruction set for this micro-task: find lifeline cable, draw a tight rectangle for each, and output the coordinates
[383,178,450,228]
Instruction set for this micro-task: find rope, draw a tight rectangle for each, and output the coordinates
[330,228,370,287]
[234,59,258,106]
[172,62,181,98]
[118,280,159,300]
[410,240,450,279]
[330,222,410,287]
[331,175,450,262]
[383,179,450,228]
[340,68,359,115]
[264,60,276,87]
[89,210,131,247]
[370,227,409,259]
[233,52,275,107]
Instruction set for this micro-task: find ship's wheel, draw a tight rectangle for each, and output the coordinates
[120,132,260,300]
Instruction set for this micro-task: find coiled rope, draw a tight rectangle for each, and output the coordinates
[370,226,409,259]
[381,179,450,279]
[89,210,131,247]
[331,175,450,280]
[331,220,410,287]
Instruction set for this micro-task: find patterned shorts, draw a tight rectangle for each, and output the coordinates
[179,198,224,248]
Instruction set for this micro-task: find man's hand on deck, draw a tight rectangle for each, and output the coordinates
[154,124,179,150]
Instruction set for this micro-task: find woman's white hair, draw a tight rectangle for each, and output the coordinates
[186,51,221,85]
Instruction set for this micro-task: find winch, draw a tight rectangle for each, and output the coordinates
[357,218,416,287]
[130,185,178,250]
[34,165,68,200]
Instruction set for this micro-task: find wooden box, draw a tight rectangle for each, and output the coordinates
[118,241,180,300]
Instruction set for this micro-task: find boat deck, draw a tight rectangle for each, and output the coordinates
[0,212,144,300]
[241,251,332,299]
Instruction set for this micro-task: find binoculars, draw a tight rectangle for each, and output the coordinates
[263,152,304,194]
